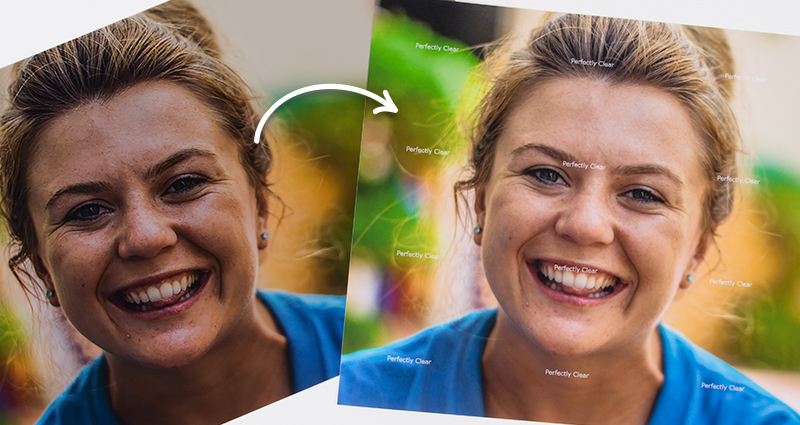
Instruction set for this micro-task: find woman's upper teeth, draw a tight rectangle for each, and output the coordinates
[539,261,616,290]
[123,272,198,304]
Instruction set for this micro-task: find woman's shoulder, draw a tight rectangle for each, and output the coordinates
[338,309,496,415]
[258,289,345,315]
[257,289,345,392]
[342,308,496,365]
[35,357,119,425]
[258,289,345,337]
[655,324,800,425]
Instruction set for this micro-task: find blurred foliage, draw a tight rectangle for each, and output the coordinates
[0,301,35,425]
[352,176,430,264]
[274,91,364,173]
[269,90,366,295]
[344,10,479,351]
[366,11,478,175]
[352,9,478,258]
[342,314,385,355]
[350,9,478,262]
[732,162,800,371]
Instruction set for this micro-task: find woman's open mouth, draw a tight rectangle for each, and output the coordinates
[116,271,206,312]
[532,260,627,300]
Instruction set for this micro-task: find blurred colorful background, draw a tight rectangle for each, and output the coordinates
[342,0,800,410]
[0,0,372,422]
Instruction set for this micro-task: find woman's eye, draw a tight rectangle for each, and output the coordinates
[526,167,565,185]
[66,203,111,222]
[165,176,207,195]
[625,188,665,204]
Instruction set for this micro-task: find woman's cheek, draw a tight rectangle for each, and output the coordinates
[48,231,109,282]
[481,188,540,292]
[618,217,686,310]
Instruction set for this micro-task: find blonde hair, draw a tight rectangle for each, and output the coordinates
[456,14,741,236]
[0,0,273,293]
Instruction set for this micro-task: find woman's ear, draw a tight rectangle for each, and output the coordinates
[473,186,486,246]
[680,234,710,289]
[31,253,60,307]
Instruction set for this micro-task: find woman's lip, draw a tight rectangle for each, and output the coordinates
[109,272,210,320]
[528,262,628,307]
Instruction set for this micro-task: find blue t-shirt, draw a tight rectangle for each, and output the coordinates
[339,309,800,424]
[37,290,345,425]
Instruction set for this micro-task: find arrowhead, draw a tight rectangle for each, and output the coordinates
[372,90,398,114]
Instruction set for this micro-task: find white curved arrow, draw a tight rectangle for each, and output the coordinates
[254,84,398,144]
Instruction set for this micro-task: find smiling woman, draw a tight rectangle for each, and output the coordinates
[28,82,275,370]
[0,1,344,424]
[476,80,708,356]
[338,13,800,425]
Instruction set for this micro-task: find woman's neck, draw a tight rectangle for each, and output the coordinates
[106,296,291,425]
[482,310,664,425]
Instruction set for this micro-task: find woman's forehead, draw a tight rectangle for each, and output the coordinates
[496,79,703,170]
[38,82,223,155]
[26,82,240,204]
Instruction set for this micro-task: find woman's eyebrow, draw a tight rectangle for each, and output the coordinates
[511,143,685,187]
[46,181,113,211]
[510,143,579,164]
[611,164,684,187]
[45,148,219,211]
[143,148,218,181]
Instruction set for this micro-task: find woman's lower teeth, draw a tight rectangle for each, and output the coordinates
[131,290,195,312]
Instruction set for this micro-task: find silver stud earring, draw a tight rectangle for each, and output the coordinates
[687,274,695,282]
[472,225,482,234]
[260,232,270,240]
[45,288,55,298]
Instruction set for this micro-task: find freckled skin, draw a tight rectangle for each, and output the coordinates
[26,82,289,424]
[478,79,709,424]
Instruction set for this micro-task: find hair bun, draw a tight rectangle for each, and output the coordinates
[141,0,221,58]
[682,26,736,100]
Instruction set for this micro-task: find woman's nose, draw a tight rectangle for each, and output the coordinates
[554,189,615,246]
[116,204,178,259]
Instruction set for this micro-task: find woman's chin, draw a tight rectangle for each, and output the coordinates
[532,326,613,357]
[112,336,214,370]
[495,263,637,357]
[503,309,618,358]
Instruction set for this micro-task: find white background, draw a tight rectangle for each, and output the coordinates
[1,0,798,424]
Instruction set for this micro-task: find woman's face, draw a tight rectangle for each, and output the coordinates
[26,81,267,368]
[476,78,708,356]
